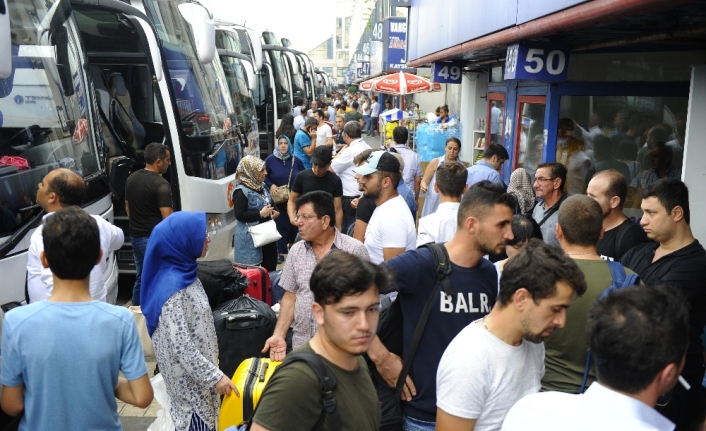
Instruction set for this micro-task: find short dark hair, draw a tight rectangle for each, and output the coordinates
[354,148,375,165]
[42,206,100,280]
[642,178,690,225]
[310,251,392,305]
[594,169,627,209]
[499,239,587,306]
[144,143,169,165]
[537,162,567,190]
[592,135,614,161]
[457,181,517,228]
[377,170,401,191]
[446,137,461,150]
[557,195,603,246]
[343,121,362,139]
[295,190,336,227]
[392,126,408,145]
[351,101,359,109]
[483,143,509,161]
[506,215,543,246]
[48,168,86,207]
[589,284,689,393]
[294,97,303,106]
[304,117,318,129]
[435,163,467,197]
[558,118,574,132]
[313,109,325,119]
[615,140,638,160]
[651,141,673,164]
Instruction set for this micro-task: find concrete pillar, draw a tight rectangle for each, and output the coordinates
[682,64,706,242]
[460,73,477,164]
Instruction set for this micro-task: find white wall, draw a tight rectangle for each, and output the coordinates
[682,64,706,242]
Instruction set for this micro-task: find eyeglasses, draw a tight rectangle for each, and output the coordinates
[294,213,317,221]
[534,177,555,183]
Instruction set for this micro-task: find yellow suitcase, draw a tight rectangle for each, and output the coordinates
[219,357,282,431]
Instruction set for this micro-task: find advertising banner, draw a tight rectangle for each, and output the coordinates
[383,17,414,73]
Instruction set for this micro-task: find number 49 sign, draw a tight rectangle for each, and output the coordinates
[504,42,570,81]
[431,62,464,84]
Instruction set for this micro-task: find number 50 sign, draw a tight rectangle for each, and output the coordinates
[504,42,570,81]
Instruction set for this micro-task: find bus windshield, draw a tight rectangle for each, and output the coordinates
[0,0,99,238]
[262,32,291,118]
[284,55,306,103]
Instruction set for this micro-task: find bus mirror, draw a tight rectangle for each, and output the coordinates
[284,52,299,75]
[134,17,163,82]
[247,28,263,73]
[178,3,215,64]
[243,60,257,93]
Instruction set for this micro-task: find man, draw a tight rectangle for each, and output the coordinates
[389,152,417,218]
[293,117,319,169]
[490,101,501,144]
[344,101,365,128]
[367,182,518,430]
[369,95,380,137]
[590,135,631,181]
[327,102,337,127]
[542,195,636,394]
[293,101,308,130]
[288,146,343,232]
[391,126,422,202]
[466,143,508,188]
[331,121,371,234]
[27,168,124,304]
[621,178,706,428]
[354,151,416,264]
[417,163,467,246]
[333,114,346,150]
[503,284,688,431]
[125,142,173,306]
[321,108,335,135]
[313,109,333,148]
[263,191,368,357]
[532,162,567,246]
[436,239,587,431]
[307,100,319,117]
[291,97,303,117]
[362,96,371,135]
[587,170,649,261]
[630,142,680,189]
[1,207,153,429]
[251,251,386,431]
[636,123,671,174]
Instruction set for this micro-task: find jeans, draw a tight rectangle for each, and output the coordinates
[402,416,436,431]
[130,235,150,306]
[363,115,371,134]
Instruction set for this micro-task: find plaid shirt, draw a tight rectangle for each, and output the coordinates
[281,228,368,349]
[629,167,680,189]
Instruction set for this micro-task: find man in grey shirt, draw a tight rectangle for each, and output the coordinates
[532,162,567,245]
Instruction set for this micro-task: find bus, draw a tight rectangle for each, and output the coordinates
[70,0,240,273]
[0,0,116,310]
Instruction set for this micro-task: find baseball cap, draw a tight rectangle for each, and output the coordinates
[353,150,400,176]
[311,145,333,166]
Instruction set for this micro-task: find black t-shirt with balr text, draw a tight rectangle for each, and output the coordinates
[124,169,172,237]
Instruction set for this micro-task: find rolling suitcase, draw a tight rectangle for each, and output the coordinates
[197,260,249,309]
[212,295,277,379]
[233,263,272,305]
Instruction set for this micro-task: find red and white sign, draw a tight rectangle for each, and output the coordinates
[73,118,88,144]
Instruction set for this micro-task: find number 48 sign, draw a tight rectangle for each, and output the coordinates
[504,42,570,81]
[431,62,464,84]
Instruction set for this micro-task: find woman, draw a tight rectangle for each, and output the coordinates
[436,105,451,124]
[275,114,297,145]
[507,167,536,215]
[494,215,543,283]
[420,137,463,217]
[141,212,238,431]
[615,139,641,183]
[233,155,280,270]
[265,135,304,263]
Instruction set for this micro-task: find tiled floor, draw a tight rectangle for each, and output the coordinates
[117,360,160,426]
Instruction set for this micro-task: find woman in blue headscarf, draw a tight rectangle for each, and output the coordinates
[264,135,304,263]
[141,212,237,431]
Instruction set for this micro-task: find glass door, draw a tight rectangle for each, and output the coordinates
[515,96,546,181]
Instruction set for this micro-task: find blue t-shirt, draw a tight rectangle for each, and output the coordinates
[1,301,147,431]
[387,247,498,422]
[293,129,313,169]
[466,160,502,188]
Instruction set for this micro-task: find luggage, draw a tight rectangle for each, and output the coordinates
[234,263,272,305]
[218,357,282,431]
[212,295,277,379]
[198,260,249,308]
[269,270,285,304]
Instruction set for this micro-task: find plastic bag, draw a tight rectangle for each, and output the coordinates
[147,373,174,431]
[129,305,155,359]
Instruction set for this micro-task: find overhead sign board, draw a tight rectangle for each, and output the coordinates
[431,62,464,84]
[390,0,411,6]
[383,17,414,72]
[504,42,570,81]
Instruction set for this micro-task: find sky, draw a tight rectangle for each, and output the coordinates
[202,0,336,53]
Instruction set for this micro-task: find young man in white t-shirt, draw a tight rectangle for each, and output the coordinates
[417,162,467,246]
[354,151,416,263]
[436,239,587,431]
[313,109,333,147]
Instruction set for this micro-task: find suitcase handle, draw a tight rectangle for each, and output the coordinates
[259,362,269,382]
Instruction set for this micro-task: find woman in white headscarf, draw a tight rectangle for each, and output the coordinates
[507,167,536,215]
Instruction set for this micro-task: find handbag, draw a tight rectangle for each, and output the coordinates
[271,159,295,204]
[248,219,281,247]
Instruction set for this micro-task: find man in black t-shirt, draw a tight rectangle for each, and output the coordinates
[621,178,706,429]
[288,146,343,231]
[124,143,173,305]
[587,170,649,261]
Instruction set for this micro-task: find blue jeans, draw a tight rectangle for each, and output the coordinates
[363,115,371,134]
[130,235,150,306]
[403,416,436,431]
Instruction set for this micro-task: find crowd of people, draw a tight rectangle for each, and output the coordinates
[1,91,705,431]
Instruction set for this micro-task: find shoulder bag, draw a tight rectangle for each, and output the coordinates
[271,159,294,204]
[248,190,282,247]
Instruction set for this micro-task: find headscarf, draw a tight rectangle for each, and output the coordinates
[508,167,536,215]
[141,211,206,336]
[235,155,266,191]
[274,135,292,161]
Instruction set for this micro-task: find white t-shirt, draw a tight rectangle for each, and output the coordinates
[437,321,545,431]
[416,202,459,247]
[330,138,371,197]
[364,195,416,264]
[316,123,332,146]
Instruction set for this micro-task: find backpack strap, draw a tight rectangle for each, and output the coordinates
[580,261,639,393]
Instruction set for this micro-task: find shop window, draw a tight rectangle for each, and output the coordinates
[567,51,703,82]
[515,96,546,181]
